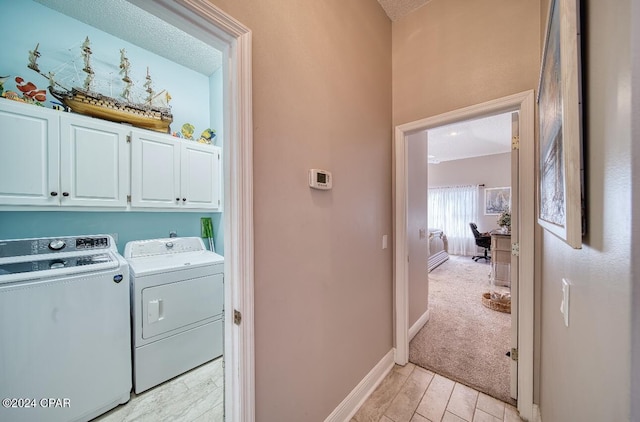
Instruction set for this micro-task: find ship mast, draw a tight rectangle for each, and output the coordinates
[27,43,69,91]
[27,43,41,73]
[119,48,133,102]
[81,37,95,91]
[144,67,154,104]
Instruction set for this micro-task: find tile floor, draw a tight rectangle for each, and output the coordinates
[93,357,224,422]
[352,363,522,422]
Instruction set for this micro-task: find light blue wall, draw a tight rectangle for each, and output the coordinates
[0,0,217,135]
[0,211,223,255]
[0,1,225,256]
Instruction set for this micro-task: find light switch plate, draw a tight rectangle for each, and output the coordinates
[561,278,570,327]
[382,235,388,250]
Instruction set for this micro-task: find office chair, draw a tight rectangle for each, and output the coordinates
[469,222,491,262]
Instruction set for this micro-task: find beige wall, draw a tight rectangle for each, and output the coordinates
[208,0,392,420]
[392,0,541,126]
[407,132,429,328]
[392,0,542,410]
[428,153,511,232]
[538,0,632,420]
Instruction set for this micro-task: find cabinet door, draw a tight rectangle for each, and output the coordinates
[131,130,181,208]
[180,143,221,210]
[0,100,60,206]
[59,115,130,207]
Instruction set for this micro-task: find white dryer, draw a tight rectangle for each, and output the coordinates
[124,237,224,394]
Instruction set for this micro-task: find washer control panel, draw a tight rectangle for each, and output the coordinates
[0,236,112,258]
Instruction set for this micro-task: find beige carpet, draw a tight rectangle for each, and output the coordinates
[409,255,514,404]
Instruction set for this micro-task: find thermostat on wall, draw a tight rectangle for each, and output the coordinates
[309,169,332,190]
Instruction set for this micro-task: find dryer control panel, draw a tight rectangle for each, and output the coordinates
[125,237,206,259]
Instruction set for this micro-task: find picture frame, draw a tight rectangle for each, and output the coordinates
[537,0,584,249]
[484,187,511,216]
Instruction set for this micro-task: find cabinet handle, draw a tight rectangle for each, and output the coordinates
[50,191,58,197]
[62,192,70,197]
[176,197,180,202]
[182,198,187,202]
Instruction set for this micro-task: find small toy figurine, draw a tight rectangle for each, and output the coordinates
[181,123,195,140]
[0,75,9,96]
[198,128,216,145]
[15,76,46,103]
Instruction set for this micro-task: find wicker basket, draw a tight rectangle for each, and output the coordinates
[482,292,511,313]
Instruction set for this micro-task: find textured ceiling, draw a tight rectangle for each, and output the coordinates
[376,0,432,20]
[427,112,514,163]
[34,0,222,76]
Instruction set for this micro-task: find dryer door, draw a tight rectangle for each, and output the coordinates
[141,272,223,339]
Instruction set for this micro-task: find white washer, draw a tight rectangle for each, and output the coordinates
[125,237,224,394]
[0,235,131,422]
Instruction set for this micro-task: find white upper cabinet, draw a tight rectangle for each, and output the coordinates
[0,99,221,211]
[0,100,60,206]
[180,142,221,209]
[59,114,130,207]
[0,100,129,208]
[131,130,221,210]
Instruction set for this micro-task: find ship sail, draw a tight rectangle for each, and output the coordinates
[81,37,94,91]
[119,49,132,101]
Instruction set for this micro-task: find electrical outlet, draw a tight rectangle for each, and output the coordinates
[560,278,570,327]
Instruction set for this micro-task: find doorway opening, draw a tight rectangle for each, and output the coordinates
[1,1,254,420]
[406,111,516,404]
[394,91,535,420]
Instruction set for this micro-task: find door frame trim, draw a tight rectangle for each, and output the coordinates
[393,91,535,420]
[128,1,255,420]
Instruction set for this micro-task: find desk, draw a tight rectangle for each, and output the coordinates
[491,233,511,287]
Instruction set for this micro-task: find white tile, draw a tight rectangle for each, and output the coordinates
[414,366,435,378]
[410,413,431,422]
[183,358,224,391]
[415,374,455,422]
[394,362,417,377]
[442,411,467,422]
[476,393,505,419]
[446,383,478,421]
[353,370,409,422]
[472,409,502,422]
[93,359,223,422]
[385,367,433,422]
[504,404,524,422]
[193,403,224,422]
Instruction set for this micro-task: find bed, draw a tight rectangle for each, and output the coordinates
[427,228,449,272]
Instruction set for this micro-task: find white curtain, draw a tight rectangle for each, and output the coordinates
[428,185,479,256]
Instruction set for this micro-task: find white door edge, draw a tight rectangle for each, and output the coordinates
[393,91,535,420]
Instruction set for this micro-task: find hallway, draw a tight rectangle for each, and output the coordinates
[352,363,522,422]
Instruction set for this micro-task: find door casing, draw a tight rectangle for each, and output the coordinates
[393,91,535,420]
[127,1,255,421]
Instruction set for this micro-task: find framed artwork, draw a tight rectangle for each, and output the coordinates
[485,187,511,215]
[537,0,584,249]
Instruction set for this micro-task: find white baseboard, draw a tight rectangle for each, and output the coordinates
[324,349,395,422]
[408,309,430,342]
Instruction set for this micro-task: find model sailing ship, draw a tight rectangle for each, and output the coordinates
[28,37,173,133]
